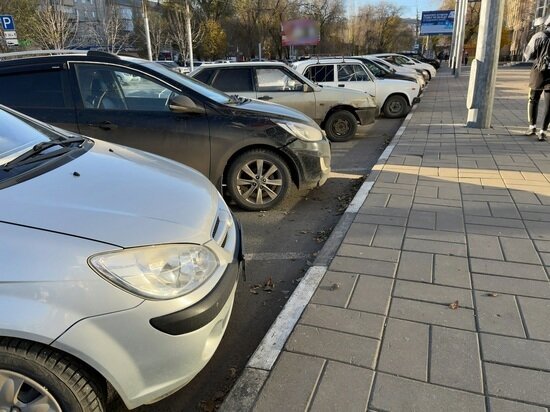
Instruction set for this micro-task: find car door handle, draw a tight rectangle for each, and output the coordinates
[258,95,273,101]
[338,84,345,87]
[88,121,117,131]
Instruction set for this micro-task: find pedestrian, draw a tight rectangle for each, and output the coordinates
[524,15,550,141]
[444,52,449,63]
[463,50,469,66]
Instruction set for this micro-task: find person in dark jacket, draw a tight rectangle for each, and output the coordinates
[524,15,550,141]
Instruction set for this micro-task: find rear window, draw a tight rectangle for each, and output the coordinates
[0,70,67,109]
[303,65,334,83]
[193,68,215,85]
[212,68,254,92]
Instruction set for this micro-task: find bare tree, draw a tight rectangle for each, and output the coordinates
[30,0,78,49]
[144,12,168,60]
[88,2,132,53]
[166,0,203,63]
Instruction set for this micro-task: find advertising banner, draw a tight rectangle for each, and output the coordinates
[281,19,320,46]
[420,10,455,36]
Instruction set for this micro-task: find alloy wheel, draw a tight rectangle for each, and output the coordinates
[235,159,283,205]
[0,370,62,412]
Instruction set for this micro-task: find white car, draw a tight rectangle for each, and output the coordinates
[292,58,420,118]
[373,53,437,80]
[0,105,243,411]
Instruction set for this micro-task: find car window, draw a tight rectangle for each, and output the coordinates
[363,60,384,77]
[303,65,334,83]
[256,68,303,92]
[337,64,372,82]
[211,68,254,92]
[0,70,68,109]
[74,64,179,111]
[395,56,412,65]
[193,68,214,85]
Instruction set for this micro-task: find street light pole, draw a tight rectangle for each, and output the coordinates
[466,0,505,129]
[142,0,153,61]
[454,0,468,77]
[185,0,194,71]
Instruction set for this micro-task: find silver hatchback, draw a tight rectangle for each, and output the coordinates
[0,106,243,411]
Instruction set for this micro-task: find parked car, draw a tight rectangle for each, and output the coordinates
[368,55,426,86]
[400,51,441,69]
[292,58,420,118]
[0,105,244,411]
[189,61,377,142]
[0,50,331,211]
[351,55,426,90]
[373,53,437,80]
[155,60,187,75]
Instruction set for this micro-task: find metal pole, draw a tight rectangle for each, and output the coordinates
[455,0,468,78]
[185,0,194,71]
[142,0,153,61]
[258,42,262,60]
[466,0,506,128]
[449,0,459,69]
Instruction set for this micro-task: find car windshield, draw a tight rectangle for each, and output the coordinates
[0,108,57,164]
[143,61,232,104]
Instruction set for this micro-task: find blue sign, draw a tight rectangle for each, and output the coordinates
[0,15,15,31]
[420,10,454,36]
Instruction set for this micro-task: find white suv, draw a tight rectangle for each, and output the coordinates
[293,58,420,118]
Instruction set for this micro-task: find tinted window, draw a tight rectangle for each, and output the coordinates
[0,70,67,108]
[363,60,384,77]
[337,64,372,82]
[74,64,180,111]
[256,68,303,92]
[193,69,214,84]
[212,68,253,92]
[303,65,334,83]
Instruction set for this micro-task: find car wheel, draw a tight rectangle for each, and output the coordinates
[324,110,357,142]
[227,149,291,211]
[383,95,409,118]
[0,338,106,412]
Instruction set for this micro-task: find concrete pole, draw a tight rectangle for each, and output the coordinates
[185,0,194,71]
[449,1,459,68]
[142,0,153,61]
[454,0,468,78]
[466,0,505,128]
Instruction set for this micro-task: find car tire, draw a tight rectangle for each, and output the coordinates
[227,149,291,211]
[0,337,106,412]
[324,110,357,142]
[383,95,409,118]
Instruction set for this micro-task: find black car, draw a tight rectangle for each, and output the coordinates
[400,52,441,69]
[0,51,331,211]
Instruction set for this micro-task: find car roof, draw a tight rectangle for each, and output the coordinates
[292,58,364,67]
[193,61,287,70]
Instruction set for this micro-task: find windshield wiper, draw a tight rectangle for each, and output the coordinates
[2,137,85,171]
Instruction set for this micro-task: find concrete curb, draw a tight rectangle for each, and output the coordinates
[220,105,418,412]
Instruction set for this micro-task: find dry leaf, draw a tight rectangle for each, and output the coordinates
[329,283,340,291]
[263,277,275,292]
[449,300,459,310]
[486,292,499,297]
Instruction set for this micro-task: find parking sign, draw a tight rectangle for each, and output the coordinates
[0,15,15,31]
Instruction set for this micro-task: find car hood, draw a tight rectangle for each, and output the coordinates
[230,98,318,127]
[0,140,220,248]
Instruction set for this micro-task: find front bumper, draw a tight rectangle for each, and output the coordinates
[53,223,244,410]
[283,137,331,190]
[355,107,377,125]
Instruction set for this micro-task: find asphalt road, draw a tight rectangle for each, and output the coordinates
[111,116,403,412]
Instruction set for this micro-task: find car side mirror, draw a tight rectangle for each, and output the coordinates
[169,95,205,115]
[303,83,313,93]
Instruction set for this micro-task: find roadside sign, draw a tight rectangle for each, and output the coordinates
[4,31,16,39]
[0,15,15,31]
[6,39,19,46]
[420,10,455,36]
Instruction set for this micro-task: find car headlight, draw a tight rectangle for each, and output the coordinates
[89,244,219,300]
[274,120,323,142]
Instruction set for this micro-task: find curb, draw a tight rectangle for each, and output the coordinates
[220,105,418,412]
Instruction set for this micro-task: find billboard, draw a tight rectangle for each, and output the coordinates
[420,10,455,36]
[281,19,320,46]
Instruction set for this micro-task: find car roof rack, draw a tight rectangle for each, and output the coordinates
[0,49,120,61]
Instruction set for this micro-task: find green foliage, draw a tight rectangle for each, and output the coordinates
[198,19,227,59]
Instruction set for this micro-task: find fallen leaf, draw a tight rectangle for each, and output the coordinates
[486,292,499,297]
[228,367,237,378]
[449,300,459,310]
[263,276,275,292]
[329,283,340,291]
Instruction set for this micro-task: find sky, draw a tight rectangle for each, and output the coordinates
[353,0,445,19]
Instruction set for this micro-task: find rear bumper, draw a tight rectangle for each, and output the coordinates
[356,107,377,125]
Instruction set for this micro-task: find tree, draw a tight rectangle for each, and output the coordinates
[165,0,203,63]
[304,0,345,53]
[89,2,132,53]
[198,19,227,59]
[29,0,79,50]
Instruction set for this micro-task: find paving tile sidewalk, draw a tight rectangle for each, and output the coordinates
[226,67,550,412]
